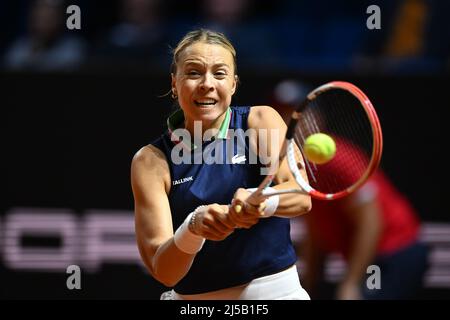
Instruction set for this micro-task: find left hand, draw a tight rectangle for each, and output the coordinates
[190,204,236,241]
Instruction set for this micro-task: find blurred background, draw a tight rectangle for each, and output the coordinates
[1,0,449,299]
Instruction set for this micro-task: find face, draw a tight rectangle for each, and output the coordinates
[172,42,237,129]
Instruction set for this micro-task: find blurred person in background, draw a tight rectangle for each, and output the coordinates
[354,0,450,73]
[93,0,169,67]
[3,0,86,71]
[192,0,282,68]
[272,80,430,300]
[300,169,429,300]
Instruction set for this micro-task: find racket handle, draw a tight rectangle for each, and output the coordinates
[233,187,282,214]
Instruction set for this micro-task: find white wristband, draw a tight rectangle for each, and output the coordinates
[245,187,279,217]
[173,208,205,254]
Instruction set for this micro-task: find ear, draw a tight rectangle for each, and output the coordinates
[231,75,238,95]
[171,73,176,92]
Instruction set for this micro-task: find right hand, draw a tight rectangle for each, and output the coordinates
[227,188,266,229]
[191,204,236,241]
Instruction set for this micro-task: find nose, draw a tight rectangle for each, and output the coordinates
[199,73,214,92]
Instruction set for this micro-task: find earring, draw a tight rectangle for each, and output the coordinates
[171,90,178,99]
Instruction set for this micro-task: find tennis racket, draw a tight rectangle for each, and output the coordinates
[242,81,383,207]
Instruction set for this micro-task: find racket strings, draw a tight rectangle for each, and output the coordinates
[293,130,318,184]
[293,89,375,194]
[329,91,371,177]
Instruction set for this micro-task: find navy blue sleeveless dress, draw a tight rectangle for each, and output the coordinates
[152,106,296,294]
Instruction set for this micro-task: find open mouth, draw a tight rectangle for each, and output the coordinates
[194,99,217,107]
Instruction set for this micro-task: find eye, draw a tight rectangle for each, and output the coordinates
[186,70,201,77]
[214,71,227,78]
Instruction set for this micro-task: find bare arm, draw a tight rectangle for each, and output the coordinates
[131,145,195,287]
[336,187,382,300]
[132,145,235,287]
[246,105,312,217]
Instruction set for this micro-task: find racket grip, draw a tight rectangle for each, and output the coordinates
[286,116,298,139]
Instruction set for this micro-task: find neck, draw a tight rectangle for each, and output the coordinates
[184,110,227,138]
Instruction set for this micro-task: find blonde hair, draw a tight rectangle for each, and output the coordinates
[171,29,237,75]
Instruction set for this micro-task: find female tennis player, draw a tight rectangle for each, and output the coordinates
[131,29,312,300]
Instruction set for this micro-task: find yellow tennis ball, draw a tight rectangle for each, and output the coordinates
[303,133,336,164]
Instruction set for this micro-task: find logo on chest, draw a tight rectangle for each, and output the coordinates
[231,154,246,164]
[172,176,194,186]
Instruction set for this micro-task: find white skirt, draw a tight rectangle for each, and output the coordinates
[164,265,310,300]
